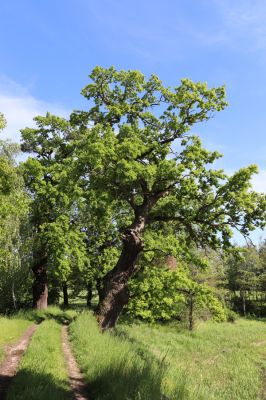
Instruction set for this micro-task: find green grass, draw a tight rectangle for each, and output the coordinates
[120,319,266,400]
[16,305,78,324]
[70,312,266,400]
[0,316,32,362]
[69,312,166,400]
[6,319,72,400]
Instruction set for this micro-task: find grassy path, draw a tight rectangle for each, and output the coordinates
[1,309,264,400]
[69,312,168,400]
[62,325,88,400]
[6,320,72,400]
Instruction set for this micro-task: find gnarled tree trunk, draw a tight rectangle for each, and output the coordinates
[32,261,48,310]
[96,214,146,330]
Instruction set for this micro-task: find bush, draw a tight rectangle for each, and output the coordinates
[226,309,238,323]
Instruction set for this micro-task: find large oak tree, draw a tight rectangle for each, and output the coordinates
[71,67,266,329]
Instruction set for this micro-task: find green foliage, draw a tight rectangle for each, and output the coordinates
[6,67,266,322]
[20,113,89,296]
[225,244,266,316]
[127,265,188,322]
[72,66,266,250]
[0,112,6,131]
[0,139,30,312]
[226,309,238,323]
[127,250,227,325]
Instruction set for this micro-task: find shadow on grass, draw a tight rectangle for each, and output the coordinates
[86,359,165,400]
[4,369,72,400]
[18,308,78,325]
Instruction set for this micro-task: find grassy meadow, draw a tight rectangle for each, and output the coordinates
[0,307,265,399]
[70,312,266,400]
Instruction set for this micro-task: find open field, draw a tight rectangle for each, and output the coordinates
[70,312,266,400]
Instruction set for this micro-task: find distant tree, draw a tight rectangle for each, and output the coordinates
[21,113,87,309]
[0,136,30,311]
[0,113,6,131]
[258,241,266,314]
[225,246,264,315]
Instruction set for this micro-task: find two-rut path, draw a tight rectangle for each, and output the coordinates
[0,322,88,400]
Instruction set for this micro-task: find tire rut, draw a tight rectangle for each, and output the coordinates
[62,325,88,400]
[0,324,37,399]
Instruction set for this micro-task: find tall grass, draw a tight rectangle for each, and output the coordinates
[6,320,72,400]
[70,313,266,400]
[119,319,266,400]
[0,316,31,362]
[69,312,188,400]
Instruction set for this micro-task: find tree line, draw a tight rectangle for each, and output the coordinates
[0,68,265,330]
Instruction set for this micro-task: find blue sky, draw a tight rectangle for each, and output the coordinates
[0,0,265,243]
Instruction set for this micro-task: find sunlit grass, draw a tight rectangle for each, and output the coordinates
[69,312,168,400]
[119,319,266,400]
[0,317,31,362]
[6,319,71,400]
[70,312,266,400]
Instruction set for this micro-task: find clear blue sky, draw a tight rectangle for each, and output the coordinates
[0,0,265,243]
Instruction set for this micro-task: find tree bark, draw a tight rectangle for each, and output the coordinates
[87,282,93,307]
[240,290,246,316]
[32,262,48,310]
[96,214,146,330]
[62,283,69,306]
[188,294,194,331]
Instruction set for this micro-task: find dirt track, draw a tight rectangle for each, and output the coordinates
[0,325,37,399]
[62,325,88,400]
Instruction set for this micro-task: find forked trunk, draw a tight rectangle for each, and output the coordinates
[32,262,48,310]
[97,216,145,330]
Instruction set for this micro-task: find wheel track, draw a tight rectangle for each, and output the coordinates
[62,325,88,400]
[0,324,37,399]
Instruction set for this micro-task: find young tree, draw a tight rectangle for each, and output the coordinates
[71,67,266,329]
